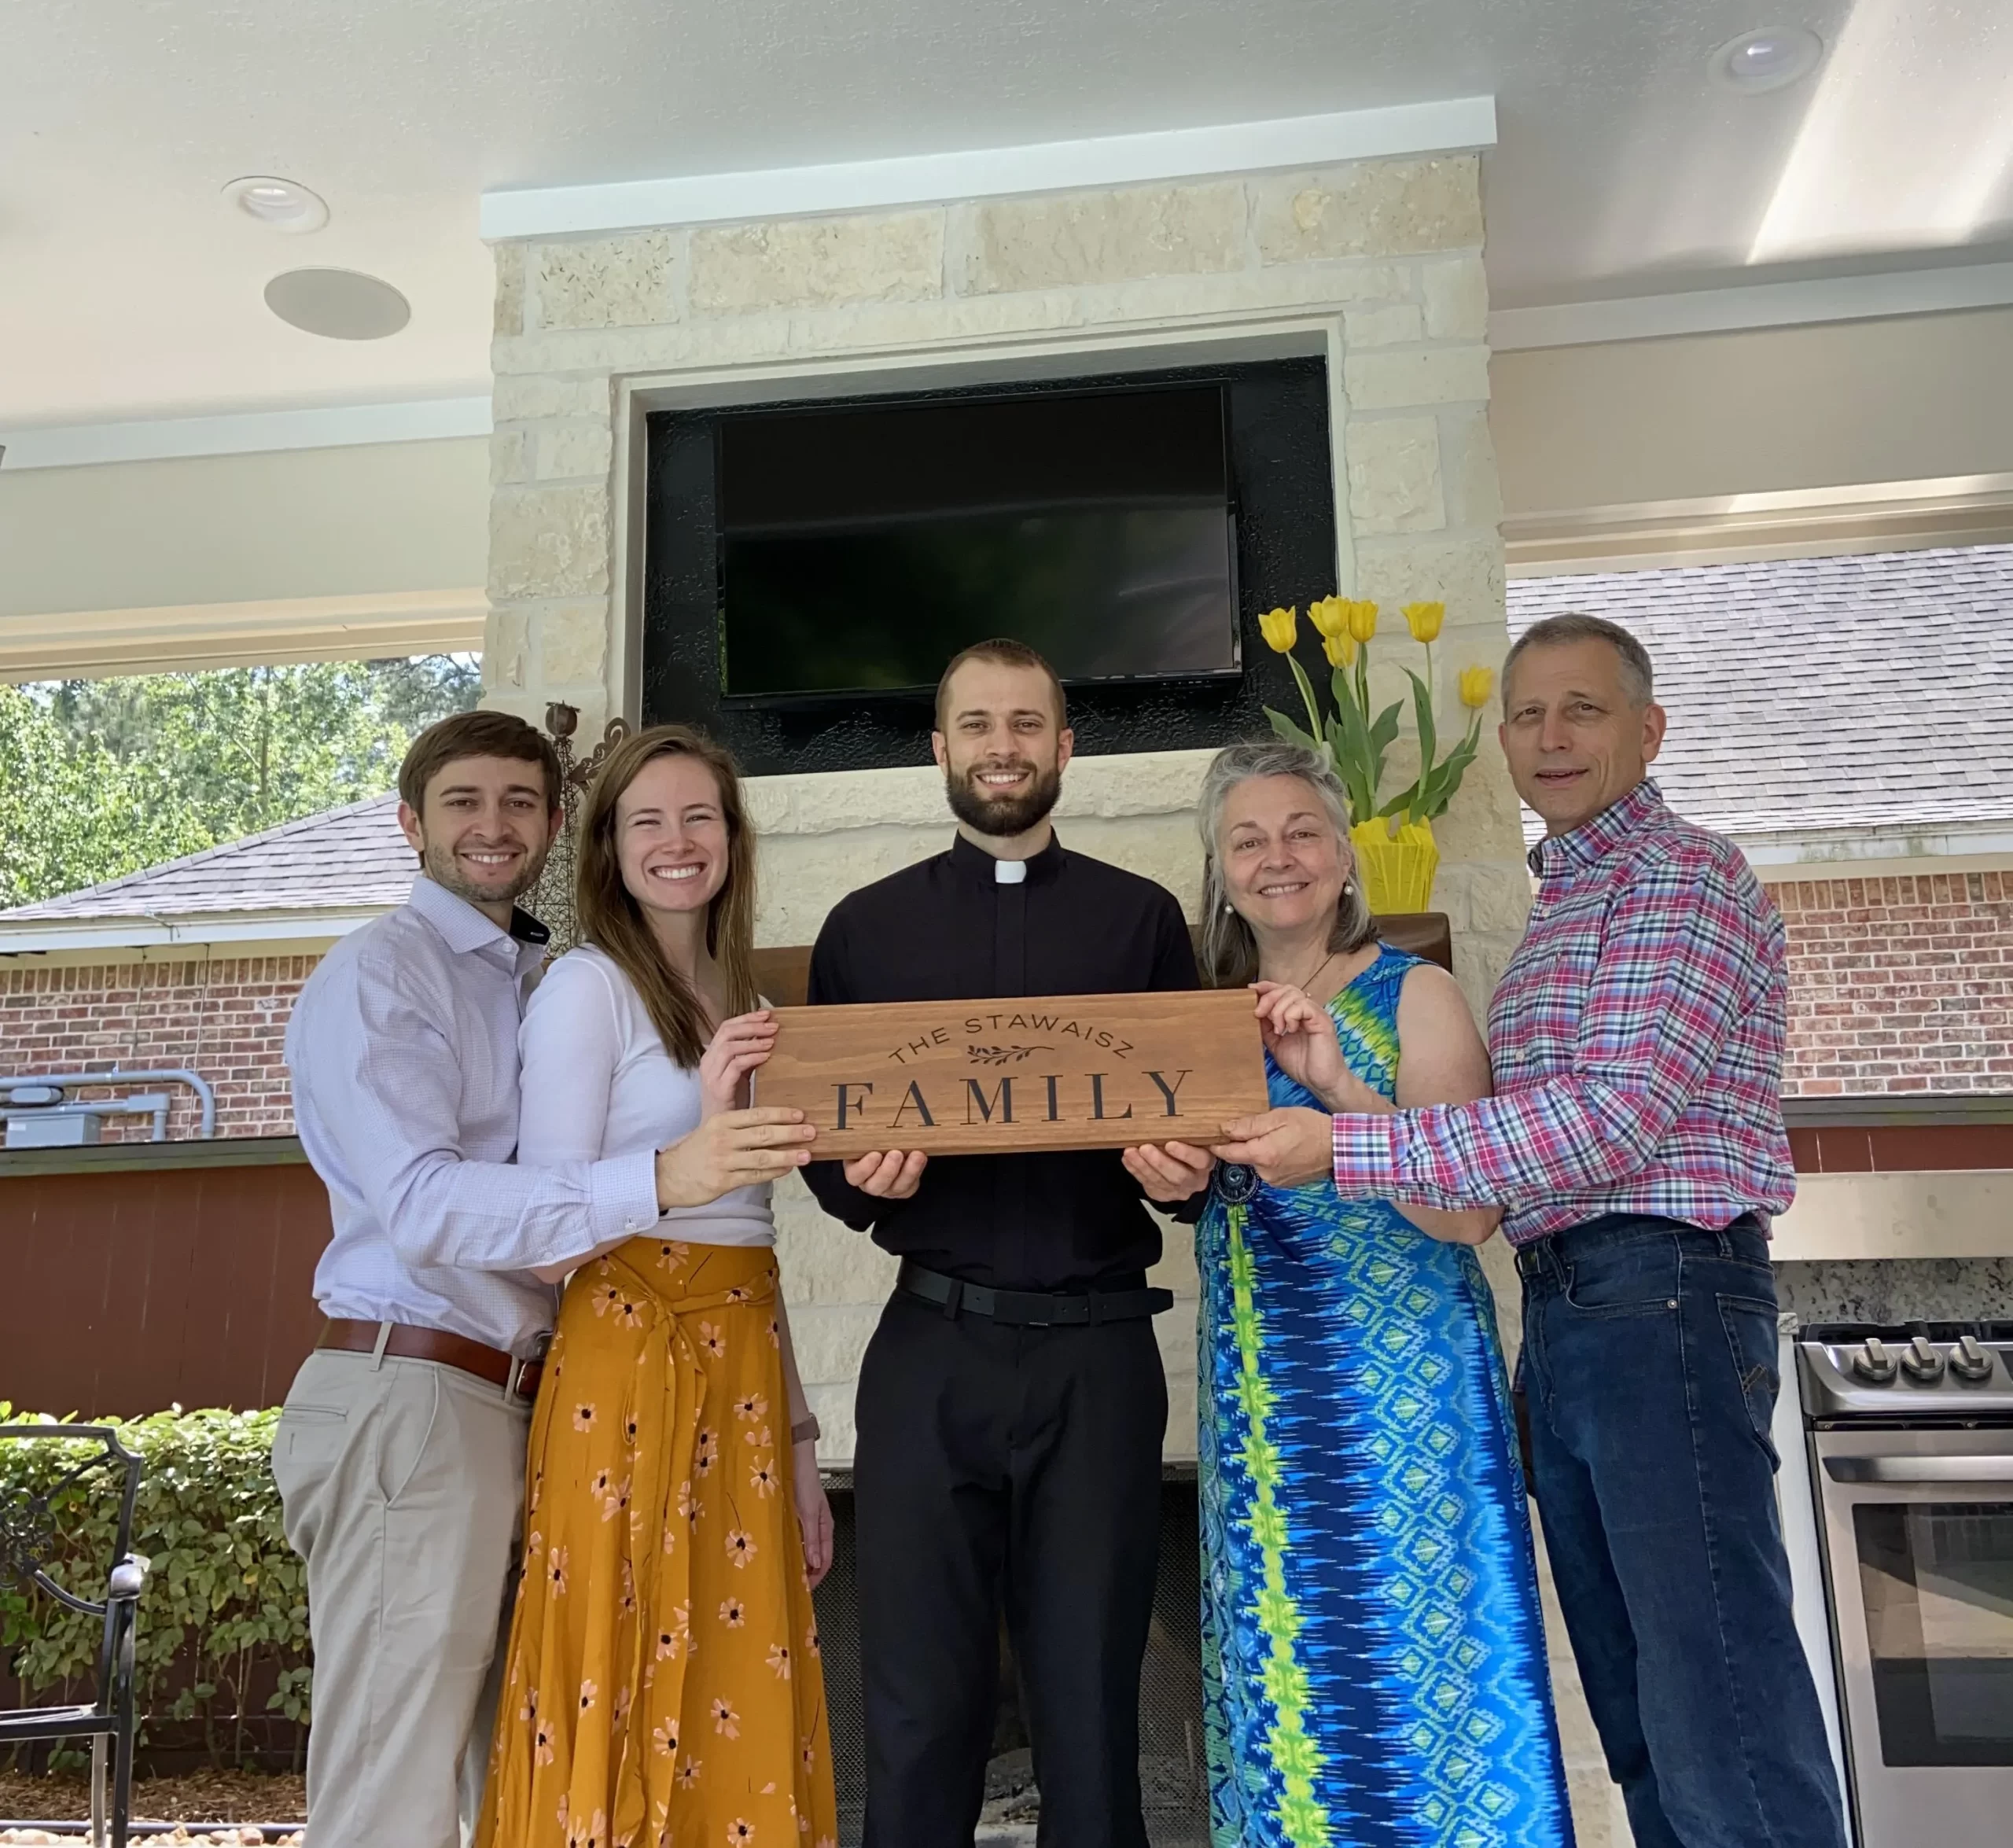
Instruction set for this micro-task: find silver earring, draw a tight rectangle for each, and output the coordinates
[1224,902,1235,914]
[1341,881,1352,896]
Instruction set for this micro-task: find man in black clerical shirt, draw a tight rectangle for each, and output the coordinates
[804,639,1213,1848]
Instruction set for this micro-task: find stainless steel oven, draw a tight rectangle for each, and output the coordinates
[1800,1324,2013,1846]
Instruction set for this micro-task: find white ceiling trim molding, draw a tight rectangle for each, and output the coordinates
[0,910,385,957]
[0,588,488,683]
[1520,819,2013,885]
[1491,261,2013,351]
[480,97,1499,241]
[2,396,493,472]
[1738,819,2013,879]
[1506,473,2013,574]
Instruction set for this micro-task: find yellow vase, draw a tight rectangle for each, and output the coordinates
[1349,817,1439,915]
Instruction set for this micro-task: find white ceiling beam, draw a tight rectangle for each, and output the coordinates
[0,589,488,683]
[1735,820,2013,874]
[1506,473,2013,574]
[1492,261,2013,351]
[2,396,493,472]
[480,98,1500,241]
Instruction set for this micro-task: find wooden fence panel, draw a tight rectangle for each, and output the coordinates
[0,1158,328,1417]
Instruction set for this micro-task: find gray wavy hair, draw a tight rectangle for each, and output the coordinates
[1196,739,1377,988]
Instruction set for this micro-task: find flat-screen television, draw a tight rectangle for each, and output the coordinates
[716,383,1240,701]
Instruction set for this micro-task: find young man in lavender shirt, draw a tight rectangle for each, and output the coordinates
[1216,614,1847,1848]
[273,712,812,1848]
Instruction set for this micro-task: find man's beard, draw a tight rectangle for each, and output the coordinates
[944,759,1062,838]
[421,837,548,908]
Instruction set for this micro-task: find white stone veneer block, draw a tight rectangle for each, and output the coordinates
[1345,344,1492,411]
[491,372,613,423]
[1252,156,1483,262]
[489,485,612,601]
[1346,415,1447,535]
[957,182,1247,295]
[689,211,945,314]
[534,233,683,331]
[1422,254,1490,342]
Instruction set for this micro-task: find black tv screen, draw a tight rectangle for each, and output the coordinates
[716,384,1240,700]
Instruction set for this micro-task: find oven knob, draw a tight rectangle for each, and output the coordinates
[1900,1336,1945,1382]
[1852,1338,1898,1383]
[1951,1335,1996,1382]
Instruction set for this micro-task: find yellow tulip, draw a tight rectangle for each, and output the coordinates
[1402,600,1445,645]
[1258,606,1298,653]
[1459,665,1495,710]
[1306,595,1349,640]
[1322,630,1356,669]
[1345,598,1379,645]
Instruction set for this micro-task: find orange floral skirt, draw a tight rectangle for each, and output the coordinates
[478,1239,837,1848]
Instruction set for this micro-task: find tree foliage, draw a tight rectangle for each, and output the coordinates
[0,656,478,910]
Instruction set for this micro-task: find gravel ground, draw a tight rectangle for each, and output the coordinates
[0,1831,296,1846]
[0,1769,304,1833]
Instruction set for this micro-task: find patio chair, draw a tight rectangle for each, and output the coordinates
[0,1424,149,1848]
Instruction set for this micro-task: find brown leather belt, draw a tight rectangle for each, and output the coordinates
[316,1319,546,1402]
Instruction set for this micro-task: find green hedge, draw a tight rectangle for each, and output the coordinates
[0,1406,309,1764]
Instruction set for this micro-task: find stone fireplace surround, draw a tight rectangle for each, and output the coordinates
[484,150,1529,1439]
[481,153,1626,1838]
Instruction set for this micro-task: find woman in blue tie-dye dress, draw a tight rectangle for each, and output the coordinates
[1187,742,1573,1848]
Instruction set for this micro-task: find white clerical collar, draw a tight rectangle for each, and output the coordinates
[994,858,1028,885]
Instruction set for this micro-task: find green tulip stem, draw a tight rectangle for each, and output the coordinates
[1286,649,1323,745]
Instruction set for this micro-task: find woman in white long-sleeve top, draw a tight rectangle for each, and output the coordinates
[479,724,838,1848]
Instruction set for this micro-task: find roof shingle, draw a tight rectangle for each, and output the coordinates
[0,792,414,923]
[7,544,2008,926]
[1507,543,2013,837]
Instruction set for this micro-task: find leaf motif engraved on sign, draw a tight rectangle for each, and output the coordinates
[966,1044,1052,1066]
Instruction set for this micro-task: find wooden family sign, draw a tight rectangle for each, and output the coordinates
[753,988,1269,1159]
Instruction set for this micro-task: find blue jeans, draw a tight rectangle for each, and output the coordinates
[1518,1216,1846,1848]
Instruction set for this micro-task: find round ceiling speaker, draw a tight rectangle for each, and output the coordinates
[263,268,411,341]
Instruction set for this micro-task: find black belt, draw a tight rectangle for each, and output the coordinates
[896,1260,1173,1327]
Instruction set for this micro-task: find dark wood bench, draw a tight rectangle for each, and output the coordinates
[749,912,1453,1007]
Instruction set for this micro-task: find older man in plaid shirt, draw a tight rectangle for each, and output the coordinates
[1220,613,1846,1848]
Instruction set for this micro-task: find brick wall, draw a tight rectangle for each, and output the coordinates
[1778,871,2013,1095]
[0,955,315,1140]
[4,878,2007,1144]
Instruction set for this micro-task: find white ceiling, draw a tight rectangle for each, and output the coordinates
[4,0,2011,431]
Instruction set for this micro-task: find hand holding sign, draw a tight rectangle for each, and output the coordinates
[1121,1140,1214,1202]
[699,1008,779,1116]
[1210,1106,1337,1191]
[843,1149,929,1198]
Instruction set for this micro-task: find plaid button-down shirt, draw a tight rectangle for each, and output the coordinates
[1331,778,1797,1245]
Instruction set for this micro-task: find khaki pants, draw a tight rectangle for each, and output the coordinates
[271,1348,531,1848]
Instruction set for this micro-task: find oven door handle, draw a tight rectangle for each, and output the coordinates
[1823,1454,2013,1484]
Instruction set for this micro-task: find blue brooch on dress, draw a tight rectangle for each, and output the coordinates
[1214,1162,1260,1206]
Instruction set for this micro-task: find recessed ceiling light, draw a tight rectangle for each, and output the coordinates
[1713,26,1825,93]
[263,269,411,341]
[222,175,329,234]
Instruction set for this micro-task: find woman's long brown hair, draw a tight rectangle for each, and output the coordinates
[573,724,760,1069]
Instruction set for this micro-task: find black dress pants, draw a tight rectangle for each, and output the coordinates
[853,1291,1168,1848]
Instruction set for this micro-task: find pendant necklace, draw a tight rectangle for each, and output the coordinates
[1285,946,1339,1000]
